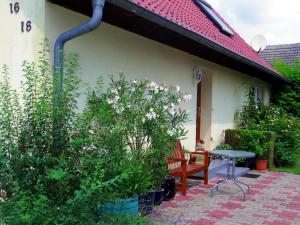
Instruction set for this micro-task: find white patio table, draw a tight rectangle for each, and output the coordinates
[210,150,255,200]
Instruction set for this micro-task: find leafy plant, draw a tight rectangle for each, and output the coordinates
[84,76,190,192]
[215,143,233,150]
[238,88,300,166]
[272,59,300,118]
[225,129,274,160]
[0,41,150,224]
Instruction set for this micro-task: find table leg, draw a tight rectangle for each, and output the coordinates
[231,158,248,200]
[210,178,229,196]
[232,179,247,200]
[210,158,231,196]
[233,176,250,194]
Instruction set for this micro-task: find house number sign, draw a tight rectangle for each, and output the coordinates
[9,2,32,33]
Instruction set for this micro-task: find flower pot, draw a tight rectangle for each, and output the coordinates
[138,191,155,216]
[100,196,139,216]
[256,159,268,171]
[245,158,256,170]
[162,177,176,201]
[154,188,164,205]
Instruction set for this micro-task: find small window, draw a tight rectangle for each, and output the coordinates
[193,0,234,37]
[254,87,264,104]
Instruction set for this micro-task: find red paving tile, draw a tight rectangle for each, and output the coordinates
[188,189,207,195]
[152,172,300,225]
[202,184,214,189]
[249,189,263,195]
[229,195,256,202]
[285,202,300,211]
[259,179,276,184]
[291,195,300,201]
[206,210,234,219]
[219,202,245,210]
[279,191,293,195]
[271,197,287,202]
[276,210,300,220]
[190,219,215,225]
[253,213,270,219]
[161,201,178,209]
[263,204,279,210]
[251,183,269,189]
[263,220,292,225]
[175,195,191,201]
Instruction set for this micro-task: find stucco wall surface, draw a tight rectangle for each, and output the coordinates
[0,1,271,150]
[0,0,45,89]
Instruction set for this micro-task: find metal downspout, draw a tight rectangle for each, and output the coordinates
[53,0,105,154]
[54,0,105,88]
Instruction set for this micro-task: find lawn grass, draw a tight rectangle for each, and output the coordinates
[271,154,300,174]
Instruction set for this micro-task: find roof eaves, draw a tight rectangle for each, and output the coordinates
[107,0,290,83]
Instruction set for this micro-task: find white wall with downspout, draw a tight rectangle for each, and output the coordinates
[0,0,271,150]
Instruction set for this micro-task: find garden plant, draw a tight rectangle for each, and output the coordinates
[82,75,191,199]
[238,88,300,167]
[0,41,191,224]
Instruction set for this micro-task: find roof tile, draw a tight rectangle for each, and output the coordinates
[130,0,279,75]
[259,43,300,65]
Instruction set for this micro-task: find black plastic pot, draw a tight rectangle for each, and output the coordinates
[154,188,164,205]
[162,177,176,201]
[138,192,155,216]
[245,158,256,170]
[236,158,255,170]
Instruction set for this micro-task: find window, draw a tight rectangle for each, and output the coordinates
[193,0,234,37]
[254,87,264,104]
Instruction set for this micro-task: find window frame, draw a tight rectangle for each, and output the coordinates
[254,86,265,104]
[193,0,234,37]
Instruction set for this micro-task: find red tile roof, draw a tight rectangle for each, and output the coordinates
[130,0,281,76]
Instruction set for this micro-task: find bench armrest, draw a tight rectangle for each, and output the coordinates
[190,151,209,166]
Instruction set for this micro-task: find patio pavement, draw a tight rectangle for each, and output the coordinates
[151,171,300,225]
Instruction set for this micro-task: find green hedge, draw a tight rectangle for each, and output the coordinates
[225,129,275,168]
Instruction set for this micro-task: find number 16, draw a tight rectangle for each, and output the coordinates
[10,2,20,14]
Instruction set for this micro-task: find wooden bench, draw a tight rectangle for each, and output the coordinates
[168,140,209,195]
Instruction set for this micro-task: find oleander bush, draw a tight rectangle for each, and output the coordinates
[82,75,191,191]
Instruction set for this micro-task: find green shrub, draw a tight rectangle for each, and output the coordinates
[0,42,151,224]
[272,60,300,118]
[215,143,233,150]
[0,41,190,224]
[238,88,300,167]
[225,129,274,161]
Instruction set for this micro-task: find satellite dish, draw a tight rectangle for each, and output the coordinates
[251,35,267,53]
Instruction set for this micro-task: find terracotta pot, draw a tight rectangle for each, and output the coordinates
[256,159,268,171]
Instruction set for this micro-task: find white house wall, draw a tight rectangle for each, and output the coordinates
[0,0,46,89]
[0,1,271,150]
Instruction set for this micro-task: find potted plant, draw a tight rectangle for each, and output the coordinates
[253,145,268,171]
[99,159,152,216]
